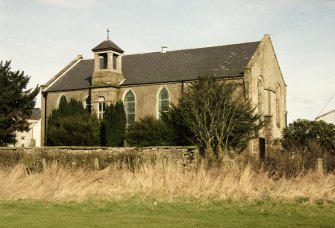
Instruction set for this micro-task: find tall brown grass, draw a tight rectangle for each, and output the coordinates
[0,162,334,203]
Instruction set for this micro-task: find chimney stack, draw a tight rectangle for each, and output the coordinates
[161,46,167,53]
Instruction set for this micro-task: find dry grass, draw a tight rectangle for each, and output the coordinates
[0,162,334,203]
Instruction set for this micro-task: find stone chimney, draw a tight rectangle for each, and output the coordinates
[161,46,167,53]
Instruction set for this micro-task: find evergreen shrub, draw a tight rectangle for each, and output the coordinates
[126,116,176,147]
[47,96,100,146]
[100,101,126,147]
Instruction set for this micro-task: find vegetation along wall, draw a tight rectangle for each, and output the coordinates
[0,147,199,171]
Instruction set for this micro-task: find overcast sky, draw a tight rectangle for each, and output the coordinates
[1,0,334,123]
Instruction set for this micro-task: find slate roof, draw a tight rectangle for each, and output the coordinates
[45,41,260,92]
[46,59,93,92]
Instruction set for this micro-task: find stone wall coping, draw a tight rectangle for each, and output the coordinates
[0,146,198,155]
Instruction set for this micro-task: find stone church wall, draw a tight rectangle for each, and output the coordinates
[40,89,90,145]
[245,35,286,140]
[78,82,183,121]
[45,90,90,117]
[118,82,182,120]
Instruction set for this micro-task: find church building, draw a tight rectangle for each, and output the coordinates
[40,34,287,155]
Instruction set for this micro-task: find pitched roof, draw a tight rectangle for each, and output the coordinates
[45,59,93,92]
[45,41,260,92]
[92,39,124,53]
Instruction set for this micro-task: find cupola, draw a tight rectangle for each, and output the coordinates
[92,31,124,86]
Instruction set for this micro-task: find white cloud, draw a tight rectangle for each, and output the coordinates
[36,0,96,9]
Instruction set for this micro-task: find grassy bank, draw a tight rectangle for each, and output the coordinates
[1,163,335,227]
[0,199,334,227]
[0,163,334,202]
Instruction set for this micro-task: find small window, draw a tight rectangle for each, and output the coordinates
[85,95,91,112]
[58,95,67,109]
[158,87,169,117]
[276,85,281,127]
[124,90,135,126]
[258,78,264,114]
[98,97,105,119]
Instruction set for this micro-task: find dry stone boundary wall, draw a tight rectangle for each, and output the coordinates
[0,147,199,171]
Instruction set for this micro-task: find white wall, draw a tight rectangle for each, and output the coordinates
[13,119,41,147]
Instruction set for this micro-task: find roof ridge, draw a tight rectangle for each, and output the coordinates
[124,41,261,56]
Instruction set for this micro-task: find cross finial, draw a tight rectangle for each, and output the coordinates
[107,28,110,40]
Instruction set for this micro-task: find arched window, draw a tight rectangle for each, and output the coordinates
[124,90,135,126]
[276,85,281,127]
[58,95,67,109]
[98,96,105,119]
[158,87,169,117]
[258,78,264,115]
[84,95,91,112]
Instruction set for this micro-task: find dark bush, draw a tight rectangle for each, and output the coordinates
[161,108,194,146]
[47,114,100,146]
[282,119,335,154]
[47,96,100,146]
[260,142,335,177]
[101,101,126,147]
[126,116,176,147]
[276,119,335,174]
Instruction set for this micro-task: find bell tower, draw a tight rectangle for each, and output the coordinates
[92,31,124,86]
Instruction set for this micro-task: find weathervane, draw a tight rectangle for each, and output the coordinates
[107,28,110,40]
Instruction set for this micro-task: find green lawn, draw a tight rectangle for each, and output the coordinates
[0,198,334,227]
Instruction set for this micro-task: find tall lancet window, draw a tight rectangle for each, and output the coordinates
[158,87,169,117]
[124,90,135,126]
[98,96,105,119]
[276,85,281,127]
[84,95,91,112]
[258,78,264,115]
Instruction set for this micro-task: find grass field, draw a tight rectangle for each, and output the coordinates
[1,163,335,227]
[0,199,334,227]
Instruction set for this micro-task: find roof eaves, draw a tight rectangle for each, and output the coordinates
[44,87,90,94]
[316,108,335,119]
[120,75,244,87]
[90,84,120,89]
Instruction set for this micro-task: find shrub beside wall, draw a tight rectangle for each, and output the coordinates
[126,116,177,147]
[101,101,126,147]
[47,96,100,146]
